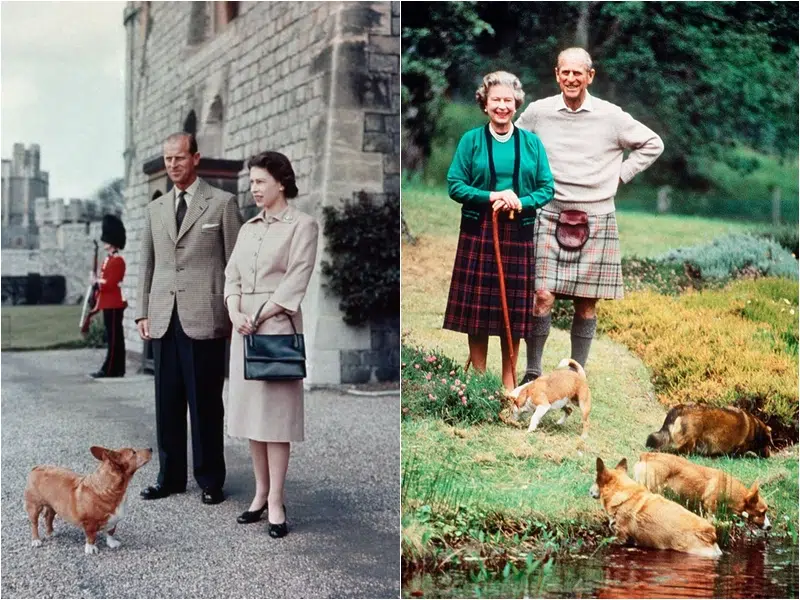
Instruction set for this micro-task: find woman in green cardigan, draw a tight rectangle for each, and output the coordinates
[443,71,555,390]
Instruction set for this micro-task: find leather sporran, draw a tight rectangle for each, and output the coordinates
[243,305,306,381]
[555,210,590,251]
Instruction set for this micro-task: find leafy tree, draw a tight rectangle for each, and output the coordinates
[401,3,493,169]
[93,177,125,217]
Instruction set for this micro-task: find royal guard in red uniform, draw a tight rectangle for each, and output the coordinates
[91,215,128,378]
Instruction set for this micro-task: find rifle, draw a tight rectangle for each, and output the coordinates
[79,240,100,334]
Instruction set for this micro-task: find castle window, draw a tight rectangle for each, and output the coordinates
[183,110,198,136]
[188,1,238,45]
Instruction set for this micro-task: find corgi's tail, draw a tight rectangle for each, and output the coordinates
[557,358,585,379]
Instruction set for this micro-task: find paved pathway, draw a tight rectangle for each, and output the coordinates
[1,349,400,599]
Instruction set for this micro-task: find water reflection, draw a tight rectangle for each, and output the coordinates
[403,537,798,598]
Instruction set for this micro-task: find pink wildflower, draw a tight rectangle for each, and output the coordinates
[461,397,467,406]
[425,373,432,381]
[428,394,435,400]
[424,355,437,363]
[414,364,420,369]
[449,370,455,376]
[441,378,447,384]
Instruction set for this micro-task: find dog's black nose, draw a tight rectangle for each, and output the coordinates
[148,448,153,452]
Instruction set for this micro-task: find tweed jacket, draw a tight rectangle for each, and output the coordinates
[136,178,243,340]
[223,204,318,320]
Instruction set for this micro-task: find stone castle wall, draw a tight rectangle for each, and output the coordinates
[122,1,399,384]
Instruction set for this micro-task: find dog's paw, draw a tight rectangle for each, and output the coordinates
[84,543,99,555]
[31,539,42,548]
[106,535,121,549]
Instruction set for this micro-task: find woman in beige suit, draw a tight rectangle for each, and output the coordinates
[224,151,318,538]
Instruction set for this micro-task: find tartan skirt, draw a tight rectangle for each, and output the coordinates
[443,213,535,338]
[533,209,624,300]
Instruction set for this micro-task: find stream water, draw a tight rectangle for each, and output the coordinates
[403,537,798,598]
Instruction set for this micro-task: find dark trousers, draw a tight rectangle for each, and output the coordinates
[151,308,226,491]
[101,308,126,376]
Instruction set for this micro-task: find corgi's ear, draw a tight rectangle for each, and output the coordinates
[615,458,628,472]
[596,457,605,474]
[90,446,108,461]
[747,481,760,498]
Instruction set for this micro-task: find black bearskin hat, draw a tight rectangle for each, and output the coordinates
[101,214,126,250]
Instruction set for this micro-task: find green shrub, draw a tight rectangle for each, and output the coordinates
[321,192,400,326]
[423,103,487,186]
[748,224,799,258]
[657,234,798,281]
[401,345,505,425]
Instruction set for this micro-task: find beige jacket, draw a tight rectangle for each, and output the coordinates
[224,205,318,320]
[136,178,243,339]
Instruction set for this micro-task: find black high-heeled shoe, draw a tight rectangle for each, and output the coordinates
[236,502,268,524]
[268,505,288,538]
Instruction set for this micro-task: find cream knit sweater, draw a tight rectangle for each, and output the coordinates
[516,93,664,215]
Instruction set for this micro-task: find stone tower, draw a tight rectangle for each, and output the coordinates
[1,143,49,249]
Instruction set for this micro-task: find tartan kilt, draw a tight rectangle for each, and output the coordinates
[443,213,535,338]
[533,209,624,300]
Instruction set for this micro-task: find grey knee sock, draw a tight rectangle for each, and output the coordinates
[571,316,597,368]
[525,314,552,378]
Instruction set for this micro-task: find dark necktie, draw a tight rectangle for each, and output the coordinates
[176,191,187,230]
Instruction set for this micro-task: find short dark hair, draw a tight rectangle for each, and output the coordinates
[247,151,299,198]
[164,132,198,154]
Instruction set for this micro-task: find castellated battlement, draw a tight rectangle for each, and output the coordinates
[34,197,100,227]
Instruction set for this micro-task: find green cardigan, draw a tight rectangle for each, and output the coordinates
[447,125,554,223]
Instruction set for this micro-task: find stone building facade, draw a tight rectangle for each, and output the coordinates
[1,143,48,249]
[122,1,400,384]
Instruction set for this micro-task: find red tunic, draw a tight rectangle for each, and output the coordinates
[95,253,127,310]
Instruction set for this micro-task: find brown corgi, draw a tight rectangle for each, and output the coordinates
[590,457,722,558]
[24,446,152,554]
[646,404,773,457]
[633,452,771,529]
[507,358,591,437]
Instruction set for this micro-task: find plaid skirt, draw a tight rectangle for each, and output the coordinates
[443,213,534,338]
[534,209,624,300]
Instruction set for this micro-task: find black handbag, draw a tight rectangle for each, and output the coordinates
[243,303,306,381]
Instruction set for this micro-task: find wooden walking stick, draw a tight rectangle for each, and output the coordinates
[463,209,518,390]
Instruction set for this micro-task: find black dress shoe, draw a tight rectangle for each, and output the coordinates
[268,505,288,538]
[201,488,224,505]
[237,502,267,524]
[140,484,184,500]
[90,371,106,379]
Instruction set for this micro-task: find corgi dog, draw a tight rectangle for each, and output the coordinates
[590,457,723,558]
[507,358,591,437]
[633,452,771,530]
[24,446,152,554]
[646,404,773,457]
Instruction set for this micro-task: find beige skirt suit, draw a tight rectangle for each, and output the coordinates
[223,205,319,442]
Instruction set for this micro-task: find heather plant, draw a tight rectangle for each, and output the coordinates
[657,233,798,281]
[401,345,505,425]
[598,279,799,432]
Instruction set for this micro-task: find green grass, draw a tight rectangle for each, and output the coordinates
[401,184,799,571]
[1,305,103,351]
[402,183,753,258]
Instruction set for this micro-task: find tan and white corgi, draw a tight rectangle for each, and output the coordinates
[507,358,591,437]
[24,446,152,554]
[590,457,723,558]
[634,452,771,529]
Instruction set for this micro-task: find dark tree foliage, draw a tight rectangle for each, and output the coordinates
[403,1,799,185]
[321,192,400,326]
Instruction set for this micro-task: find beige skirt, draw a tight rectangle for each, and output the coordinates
[226,291,304,442]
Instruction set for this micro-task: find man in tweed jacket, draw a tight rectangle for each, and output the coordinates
[516,48,664,384]
[136,132,242,504]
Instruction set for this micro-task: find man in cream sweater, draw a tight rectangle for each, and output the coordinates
[516,47,664,384]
